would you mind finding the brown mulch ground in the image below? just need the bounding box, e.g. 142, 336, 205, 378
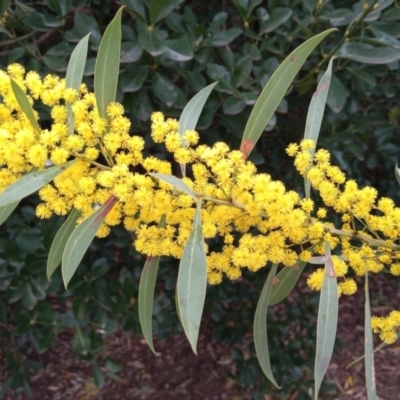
1, 275, 399, 400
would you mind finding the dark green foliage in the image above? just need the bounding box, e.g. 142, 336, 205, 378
1, 0, 400, 398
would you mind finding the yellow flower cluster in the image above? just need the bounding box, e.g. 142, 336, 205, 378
288, 142, 400, 294
0, 64, 399, 344
371, 310, 400, 344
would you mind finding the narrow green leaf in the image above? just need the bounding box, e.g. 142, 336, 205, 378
10, 78, 40, 133
365, 271, 378, 400
94, 7, 123, 119
66, 33, 90, 135
47, 208, 81, 280
93, 363, 105, 388
149, 172, 197, 200
314, 242, 338, 400
0, 200, 20, 226
138, 214, 166, 353
395, 164, 400, 187
336, 41, 400, 64
268, 258, 309, 306
240, 29, 336, 159
0, 160, 76, 207
304, 58, 334, 198
139, 255, 160, 353
177, 201, 207, 354
254, 264, 281, 388
62, 196, 117, 288
149, 0, 184, 26
179, 81, 218, 177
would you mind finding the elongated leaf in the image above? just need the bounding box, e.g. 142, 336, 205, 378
66, 33, 90, 135
177, 201, 207, 354
304, 58, 334, 198
62, 196, 117, 288
149, 172, 197, 199
179, 81, 218, 177
0, 200, 20, 226
94, 7, 123, 119
139, 255, 161, 353
240, 29, 335, 159
10, 78, 40, 133
364, 271, 378, 400
138, 215, 166, 353
314, 242, 338, 400
268, 259, 309, 306
47, 208, 81, 280
0, 160, 76, 207
336, 41, 400, 64
150, 0, 184, 26
395, 164, 400, 187
254, 264, 280, 388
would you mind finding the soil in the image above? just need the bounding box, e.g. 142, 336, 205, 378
1, 274, 399, 400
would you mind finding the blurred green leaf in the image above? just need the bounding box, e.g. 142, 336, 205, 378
65, 12, 101, 45
336, 41, 400, 64
254, 264, 280, 388
207, 28, 242, 47
47, 208, 80, 280
24, 11, 63, 31
21, 282, 37, 310
120, 41, 143, 63
42, 56, 68, 72
95, 7, 123, 119
73, 330, 91, 356
10, 78, 40, 133
314, 242, 338, 400
150, 0, 184, 26
240, 29, 335, 158
186, 71, 207, 91
152, 72, 178, 106
164, 38, 193, 61
0, 161, 76, 207
62, 196, 117, 288
120, 65, 148, 92
7, 47, 25, 64
46, 0, 72, 17
395, 164, 400, 187
177, 201, 207, 354
138, 29, 165, 56
327, 75, 347, 113
259, 8, 293, 34
233, 55, 253, 88
223, 96, 246, 114
93, 363, 105, 388
304, 58, 334, 197
121, 0, 146, 22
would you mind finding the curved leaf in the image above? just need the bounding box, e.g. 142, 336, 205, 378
10, 78, 40, 133
62, 196, 117, 288
66, 33, 90, 135
149, 172, 197, 199
254, 264, 280, 388
177, 201, 207, 354
304, 58, 334, 198
47, 208, 81, 280
268, 260, 307, 306
138, 215, 166, 353
139, 255, 161, 353
336, 41, 400, 64
94, 7, 123, 119
179, 81, 218, 177
314, 242, 338, 400
240, 29, 336, 159
364, 271, 378, 399
0, 201, 20, 226
394, 164, 400, 187
0, 160, 76, 207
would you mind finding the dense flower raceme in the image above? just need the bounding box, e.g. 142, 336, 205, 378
0, 64, 399, 343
